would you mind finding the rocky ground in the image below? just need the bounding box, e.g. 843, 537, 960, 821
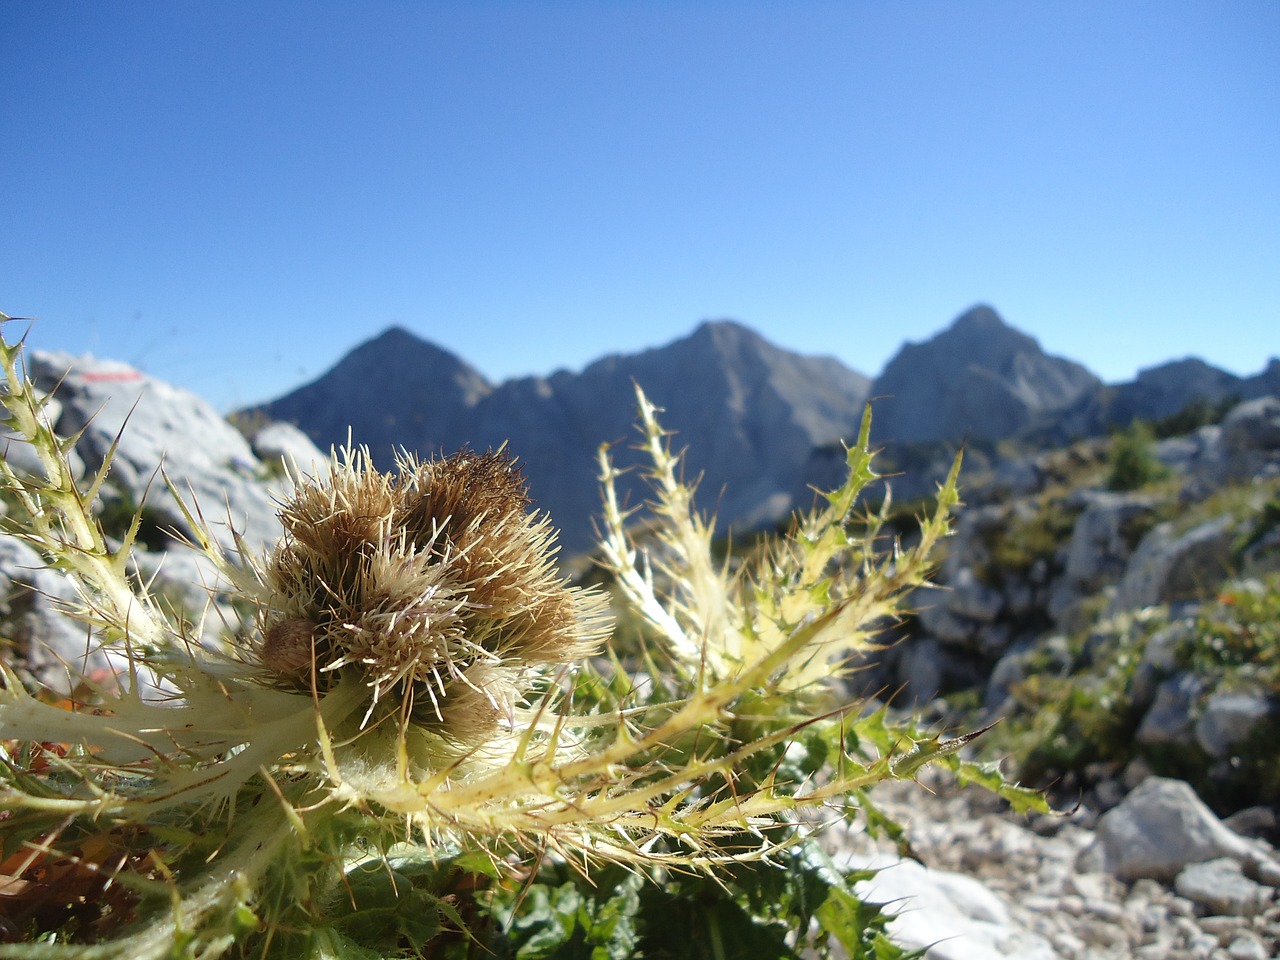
823, 770, 1279, 960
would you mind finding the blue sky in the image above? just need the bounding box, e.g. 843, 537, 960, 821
3, 1, 1277, 412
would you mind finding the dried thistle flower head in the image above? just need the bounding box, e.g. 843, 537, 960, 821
259, 446, 610, 742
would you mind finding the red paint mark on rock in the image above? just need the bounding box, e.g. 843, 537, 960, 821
80, 370, 144, 383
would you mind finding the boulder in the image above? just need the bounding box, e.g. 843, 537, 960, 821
915, 503, 1013, 650
1224, 806, 1280, 845
947, 567, 1005, 624
1096, 777, 1264, 882
0, 533, 107, 690
842, 853, 1059, 960
129, 547, 245, 648
1154, 433, 1207, 474
1135, 673, 1203, 749
1130, 619, 1196, 710
916, 594, 977, 646
1, 393, 86, 482
984, 454, 1044, 500
247, 421, 328, 487
1046, 579, 1086, 634
1195, 690, 1275, 759
897, 635, 945, 706
1179, 424, 1230, 499
1111, 516, 1236, 613
983, 650, 1026, 714
27, 350, 281, 555
1223, 395, 1280, 452
1173, 857, 1274, 916
1063, 490, 1160, 593
1221, 395, 1280, 481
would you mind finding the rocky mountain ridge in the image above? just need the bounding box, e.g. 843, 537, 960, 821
252, 305, 1278, 554
867, 304, 1102, 445
259, 318, 873, 554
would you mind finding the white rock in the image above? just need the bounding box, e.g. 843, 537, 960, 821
1, 393, 86, 480
249, 420, 327, 488
1064, 490, 1159, 591
1226, 933, 1269, 960
130, 547, 246, 647
1222, 395, 1280, 460
1111, 515, 1236, 613
28, 350, 281, 555
918, 602, 977, 645
1135, 674, 1204, 748
947, 567, 1005, 623
0, 533, 110, 689
1195, 690, 1274, 758
1174, 858, 1273, 916
1097, 777, 1258, 882
840, 853, 1060, 960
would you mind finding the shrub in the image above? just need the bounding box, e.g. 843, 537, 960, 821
1152, 394, 1238, 439
1106, 421, 1170, 492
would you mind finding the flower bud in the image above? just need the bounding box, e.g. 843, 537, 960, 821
259, 447, 610, 745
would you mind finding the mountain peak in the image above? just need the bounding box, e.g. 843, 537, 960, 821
363, 324, 420, 348
951, 304, 1007, 332
685, 318, 766, 351
258, 325, 493, 464
349, 325, 468, 365
870, 307, 1100, 444
692, 317, 754, 336
936, 304, 1041, 362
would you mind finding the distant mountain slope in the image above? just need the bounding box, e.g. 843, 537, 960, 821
1050, 356, 1280, 440
258, 319, 872, 554
260, 326, 493, 458
868, 305, 1102, 444
254, 308, 1278, 555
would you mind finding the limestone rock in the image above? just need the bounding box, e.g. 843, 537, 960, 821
129, 547, 244, 648
247, 420, 328, 487
1223, 807, 1279, 845
1135, 673, 1203, 749
1221, 394, 1280, 482
1225, 933, 1271, 960
983, 649, 1027, 714
987, 454, 1045, 499
1063, 490, 1160, 593
947, 567, 1005, 624
1, 392, 86, 481
0, 533, 106, 690
1131, 620, 1196, 710
27, 350, 281, 554
1111, 516, 1236, 613
898, 635, 945, 706
1173, 857, 1274, 916
1195, 690, 1275, 759
842, 852, 1060, 960
1223, 395, 1280, 453
1097, 777, 1260, 882
917, 601, 978, 646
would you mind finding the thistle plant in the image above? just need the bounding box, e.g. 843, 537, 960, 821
0, 317, 1044, 958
